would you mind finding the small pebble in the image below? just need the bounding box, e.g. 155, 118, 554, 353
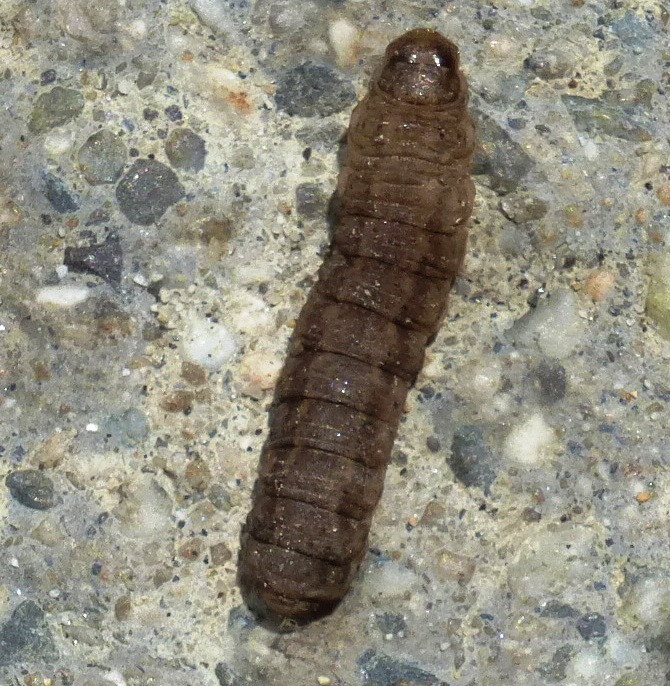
504, 413, 554, 465
115, 158, 185, 225
36, 285, 89, 307
64, 234, 123, 284
584, 269, 615, 301
328, 18, 359, 66
165, 128, 207, 171
78, 129, 127, 184
5, 469, 57, 510
29, 86, 85, 133
41, 171, 80, 213
274, 62, 356, 117
183, 317, 237, 372
576, 612, 607, 640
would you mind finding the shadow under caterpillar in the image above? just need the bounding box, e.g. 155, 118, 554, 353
238, 27, 476, 626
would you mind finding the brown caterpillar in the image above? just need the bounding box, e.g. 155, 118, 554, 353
238, 28, 475, 624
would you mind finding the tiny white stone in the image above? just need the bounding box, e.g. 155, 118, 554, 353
328, 19, 358, 66
127, 18, 147, 39
183, 317, 237, 372
504, 413, 555, 465
56, 264, 69, 279
36, 285, 90, 307
86, 423, 99, 432
117, 79, 133, 95
133, 273, 149, 287
44, 130, 75, 156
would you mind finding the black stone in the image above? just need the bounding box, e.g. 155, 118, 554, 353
5, 469, 57, 510
64, 233, 123, 284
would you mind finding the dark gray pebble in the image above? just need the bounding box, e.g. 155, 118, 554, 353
64, 233, 123, 284
426, 435, 441, 453
165, 128, 207, 172
539, 600, 579, 619
375, 612, 407, 636
78, 129, 127, 184
533, 359, 567, 404
275, 62, 356, 117
524, 50, 572, 80
41, 171, 80, 213
6, 469, 57, 510
358, 649, 448, 686
610, 11, 654, 50
576, 612, 607, 640
535, 645, 572, 681
115, 159, 185, 225
295, 182, 328, 218
562, 94, 652, 142
40, 69, 57, 86
0, 600, 58, 666
449, 425, 497, 495
214, 662, 245, 686
29, 86, 84, 134
472, 111, 534, 193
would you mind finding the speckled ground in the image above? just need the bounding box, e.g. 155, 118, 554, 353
1, 1, 670, 685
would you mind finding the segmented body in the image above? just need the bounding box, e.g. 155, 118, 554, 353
239, 28, 475, 623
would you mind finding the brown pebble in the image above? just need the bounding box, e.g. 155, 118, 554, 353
521, 507, 542, 523
179, 537, 203, 560
434, 549, 476, 585
584, 268, 615, 301
184, 459, 211, 492
114, 595, 132, 621
419, 500, 446, 526
161, 390, 194, 413
30, 358, 50, 381
181, 360, 207, 386
209, 542, 233, 566
153, 567, 172, 587
657, 183, 670, 206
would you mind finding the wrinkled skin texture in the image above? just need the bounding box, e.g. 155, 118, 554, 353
238, 28, 475, 626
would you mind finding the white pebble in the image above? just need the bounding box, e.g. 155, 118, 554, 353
622, 575, 670, 628
114, 475, 172, 540
504, 412, 554, 465
56, 264, 69, 279
183, 317, 237, 371
117, 78, 133, 95
568, 648, 604, 679
126, 18, 147, 39
360, 559, 416, 600
86, 423, 99, 432
188, 0, 229, 32
36, 285, 89, 307
507, 288, 584, 359
328, 19, 359, 66
44, 130, 75, 156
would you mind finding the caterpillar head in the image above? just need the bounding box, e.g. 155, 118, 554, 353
377, 28, 463, 106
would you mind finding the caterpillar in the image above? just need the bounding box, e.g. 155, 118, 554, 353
238, 28, 475, 625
